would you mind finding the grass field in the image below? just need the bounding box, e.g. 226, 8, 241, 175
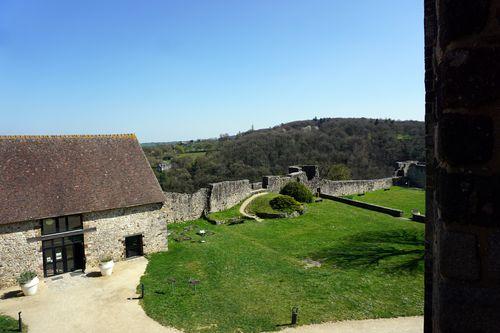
349, 186, 425, 218
206, 201, 245, 223
246, 192, 281, 215
141, 189, 425, 333
0, 314, 25, 332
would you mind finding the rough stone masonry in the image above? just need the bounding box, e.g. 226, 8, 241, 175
424, 0, 500, 331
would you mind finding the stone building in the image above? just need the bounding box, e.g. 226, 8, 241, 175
0, 134, 168, 288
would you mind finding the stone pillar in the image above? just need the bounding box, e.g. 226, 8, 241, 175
425, 0, 500, 332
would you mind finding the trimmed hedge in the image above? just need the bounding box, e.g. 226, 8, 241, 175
270, 195, 303, 213
280, 182, 314, 203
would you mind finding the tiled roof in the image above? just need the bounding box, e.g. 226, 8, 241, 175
0, 134, 165, 224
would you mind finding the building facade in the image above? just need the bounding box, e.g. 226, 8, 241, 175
0, 134, 168, 288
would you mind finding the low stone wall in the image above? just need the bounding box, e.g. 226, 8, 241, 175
208, 180, 252, 212
162, 188, 209, 223
319, 177, 395, 196
320, 194, 403, 217
0, 220, 43, 288
83, 203, 167, 267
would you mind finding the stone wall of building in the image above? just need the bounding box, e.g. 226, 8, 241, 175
319, 177, 395, 196
0, 220, 43, 288
208, 180, 252, 212
425, 0, 500, 331
83, 203, 167, 267
162, 188, 209, 223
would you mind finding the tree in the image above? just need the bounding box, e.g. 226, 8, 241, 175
326, 164, 352, 181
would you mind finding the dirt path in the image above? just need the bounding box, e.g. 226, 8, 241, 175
0, 257, 181, 333
274, 316, 423, 333
239, 191, 268, 221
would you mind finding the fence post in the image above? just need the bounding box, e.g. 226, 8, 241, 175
18, 311, 22, 332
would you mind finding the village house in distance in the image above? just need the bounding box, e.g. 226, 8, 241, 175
0, 134, 168, 288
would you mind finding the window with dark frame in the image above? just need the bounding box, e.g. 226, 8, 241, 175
41, 215, 83, 235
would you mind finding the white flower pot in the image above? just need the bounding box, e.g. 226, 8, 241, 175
99, 260, 115, 276
21, 276, 39, 296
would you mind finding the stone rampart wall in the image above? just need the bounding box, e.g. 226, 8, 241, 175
162, 188, 209, 223
263, 172, 310, 193
319, 177, 395, 196
162, 165, 398, 224
208, 180, 252, 212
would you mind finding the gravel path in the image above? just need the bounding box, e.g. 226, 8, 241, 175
274, 316, 423, 333
239, 191, 268, 221
0, 257, 180, 333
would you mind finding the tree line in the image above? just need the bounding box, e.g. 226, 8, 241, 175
143, 118, 424, 193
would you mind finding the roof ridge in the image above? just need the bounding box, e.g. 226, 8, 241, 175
0, 134, 137, 140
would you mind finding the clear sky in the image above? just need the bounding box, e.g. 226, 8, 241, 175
0, 1, 424, 142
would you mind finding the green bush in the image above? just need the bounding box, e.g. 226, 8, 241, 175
280, 182, 314, 203
269, 195, 302, 213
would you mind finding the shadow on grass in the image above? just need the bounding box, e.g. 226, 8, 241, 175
310, 229, 424, 273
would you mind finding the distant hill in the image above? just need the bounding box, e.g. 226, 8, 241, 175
143, 117, 424, 193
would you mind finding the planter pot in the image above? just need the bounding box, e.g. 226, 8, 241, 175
21, 276, 39, 296
99, 260, 115, 276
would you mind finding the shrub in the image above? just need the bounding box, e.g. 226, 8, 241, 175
270, 195, 302, 213
100, 256, 113, 263
280, 182, 314, 203
17, 271, 37, 285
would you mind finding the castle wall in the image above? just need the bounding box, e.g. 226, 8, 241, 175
162, 188, 209, 223
208, 180, 252, 212
319, 178, 395, 196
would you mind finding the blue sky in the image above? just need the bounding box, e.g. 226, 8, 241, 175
0, 1, 424, 142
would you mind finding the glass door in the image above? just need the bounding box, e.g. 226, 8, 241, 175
42, 235, 84, 277
54, 246, 65, 275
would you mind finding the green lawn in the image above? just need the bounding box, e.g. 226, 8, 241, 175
0, 314, 25, 332
350, 186, 425, 218
141, 196, 424, 333
206, 201, 245, 223
246, 193, 281, 215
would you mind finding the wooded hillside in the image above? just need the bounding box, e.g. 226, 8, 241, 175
143, 118, 424, 193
